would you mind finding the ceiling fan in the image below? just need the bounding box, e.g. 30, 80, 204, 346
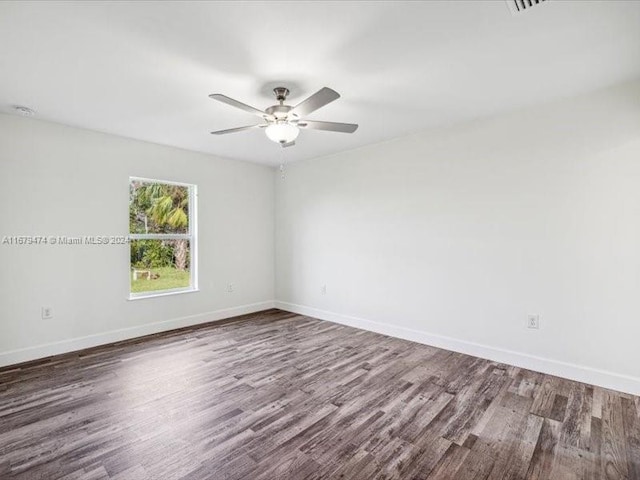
209, 87, 358, 148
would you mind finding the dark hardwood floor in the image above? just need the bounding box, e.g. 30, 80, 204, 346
0, 309, 638, 479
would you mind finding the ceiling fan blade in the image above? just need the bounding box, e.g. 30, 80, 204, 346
281, 141, 296, 148
209, 94, 271, 119
210, 124, 266, 135
297, 120, 358, 134
290, 87, 340, 117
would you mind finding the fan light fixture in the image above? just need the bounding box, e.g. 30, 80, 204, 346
265, 122, 299, 144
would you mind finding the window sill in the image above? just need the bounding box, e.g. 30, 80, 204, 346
128, 288, 200, 301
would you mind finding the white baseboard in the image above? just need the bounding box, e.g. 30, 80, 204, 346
0, 300, 276, 368
275, 301, 640, 397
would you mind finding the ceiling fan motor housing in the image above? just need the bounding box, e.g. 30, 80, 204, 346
265, 104, 297, 121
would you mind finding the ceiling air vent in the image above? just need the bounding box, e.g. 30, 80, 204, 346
506, 0, 548, 15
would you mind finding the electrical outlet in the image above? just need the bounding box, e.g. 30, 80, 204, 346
321, 284, 327, 295
527, 315, 540, 329
42, 306, 53, 320
226, 283, 234, 293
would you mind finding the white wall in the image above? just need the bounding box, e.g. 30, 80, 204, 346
275, 81, 640, 395
0, 114, 275, 365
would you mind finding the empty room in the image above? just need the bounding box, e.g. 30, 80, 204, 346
1, 1, 639, 479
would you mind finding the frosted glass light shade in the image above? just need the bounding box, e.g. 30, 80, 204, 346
265, 123, 299, 144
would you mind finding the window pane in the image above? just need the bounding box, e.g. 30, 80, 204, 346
130, 239, 191, 294
129, 180, 189, 234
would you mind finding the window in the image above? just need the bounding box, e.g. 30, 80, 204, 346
129, 177, 197, 298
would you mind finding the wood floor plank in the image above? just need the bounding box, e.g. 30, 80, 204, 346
600, 391, 631, 479
427, 443, 471, 480
0, 309, 638, 479
529, 376, 558, 418
525, 418, 562, 480
621, 397, 640, 480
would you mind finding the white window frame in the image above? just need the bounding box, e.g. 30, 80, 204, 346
128, 177, 198, 300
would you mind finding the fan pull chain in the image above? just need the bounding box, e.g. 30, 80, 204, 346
279, 147, 285, 179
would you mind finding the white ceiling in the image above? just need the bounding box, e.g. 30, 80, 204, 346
1, 1, 639, 166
